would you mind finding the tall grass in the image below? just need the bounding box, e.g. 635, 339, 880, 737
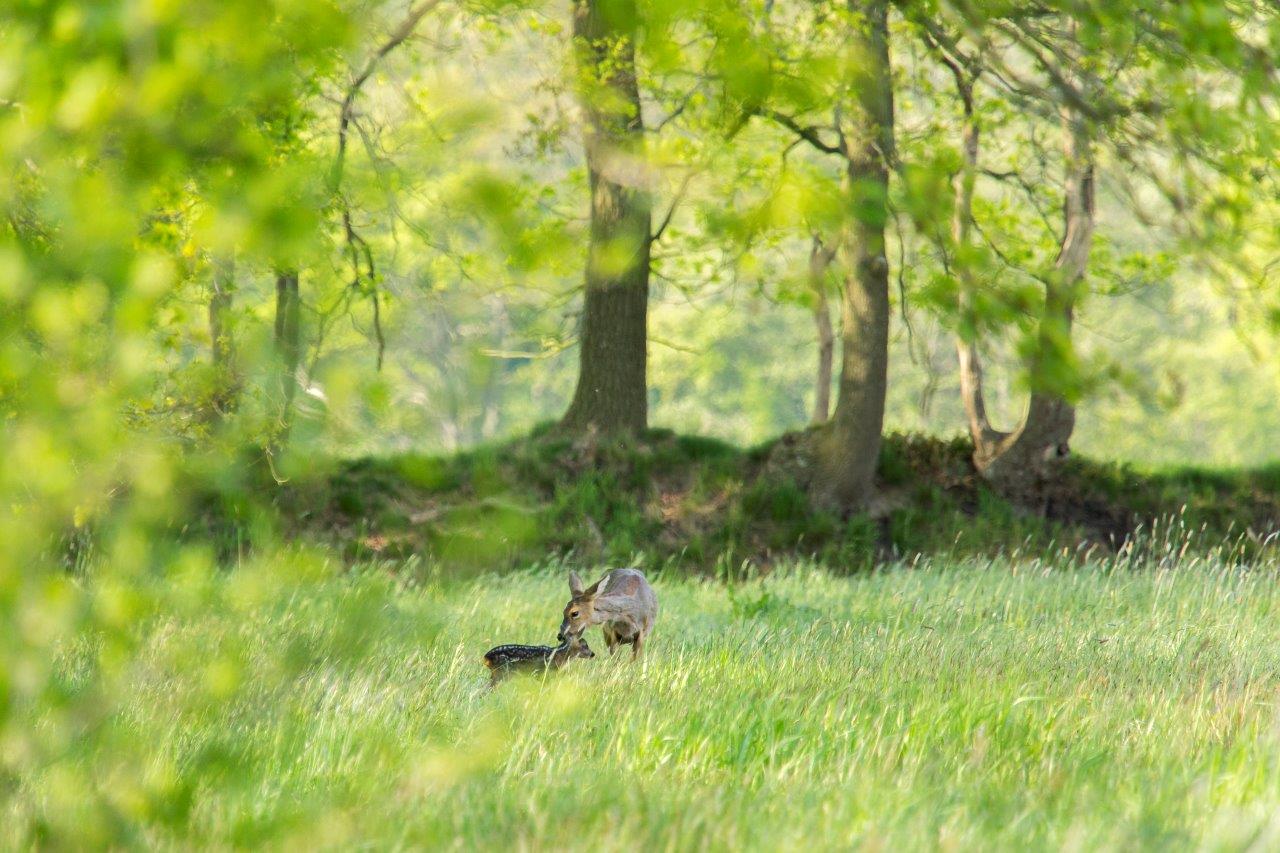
12, 551, 1280, 849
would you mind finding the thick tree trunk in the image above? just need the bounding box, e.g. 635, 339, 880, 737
207, 255, 237, 421
958, 96, 1095, 492
560, 0, 652, 436
273, 269, 302, 433
813, 0, 894, 509
810, 236, 837, 424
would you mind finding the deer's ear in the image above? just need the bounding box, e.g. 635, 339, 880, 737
582, 579, 602, 599
568, 571, 585, 596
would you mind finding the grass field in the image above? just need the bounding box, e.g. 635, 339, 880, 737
14, 552, 1280, 849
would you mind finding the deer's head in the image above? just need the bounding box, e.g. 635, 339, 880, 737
558, 571, 600, 641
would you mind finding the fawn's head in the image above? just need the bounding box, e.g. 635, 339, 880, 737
558, 571, 600, 641
558, 632, 595, 663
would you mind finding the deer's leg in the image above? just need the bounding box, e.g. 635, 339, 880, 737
631, 631, 645, 661
603, 625, 619, 656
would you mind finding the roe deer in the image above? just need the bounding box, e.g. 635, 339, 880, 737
558, 568, 657, 660
482, 634, 594, 686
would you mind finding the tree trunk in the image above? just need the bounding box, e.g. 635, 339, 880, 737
949, 75, 1007, 461
207, 255, 237, 422
957, 92, 1095, 492
273, 269, 302, 434
813, 0, 894, 510
810, 236, 837, 424
560, 0, 652, 436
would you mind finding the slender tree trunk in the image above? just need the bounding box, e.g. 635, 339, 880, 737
810, 236, 837, 424
949, 74, 1007, 464
560, 0, 652, 436
813, 0, 894, 509
955, 87, 1095, 491
207, 255, 237, 422
273, 269, 302, 435
918, 340, 942, 420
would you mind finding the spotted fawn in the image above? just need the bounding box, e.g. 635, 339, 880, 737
482, 634, 594, 685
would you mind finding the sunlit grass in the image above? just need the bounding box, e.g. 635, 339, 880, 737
14, 555, 1280, 849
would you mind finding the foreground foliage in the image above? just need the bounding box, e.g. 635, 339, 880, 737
13, 556, 1280, 848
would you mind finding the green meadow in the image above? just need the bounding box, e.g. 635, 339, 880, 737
17, 553, 1280, 850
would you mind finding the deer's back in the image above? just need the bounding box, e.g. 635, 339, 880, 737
600, 568, 658, 629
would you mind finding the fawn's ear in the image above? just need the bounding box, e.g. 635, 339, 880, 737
568, 570, 585, 596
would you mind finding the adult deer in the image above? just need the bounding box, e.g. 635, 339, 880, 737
557, 568, 657, 661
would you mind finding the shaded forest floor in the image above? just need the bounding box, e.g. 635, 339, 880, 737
245, 427, 1280, 575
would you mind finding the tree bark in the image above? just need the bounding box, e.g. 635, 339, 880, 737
813, 0, 894, 510
207, 255, 237, 421
560, 0, 652, 436
810, 236, 837, 424
273, 269, 302, 432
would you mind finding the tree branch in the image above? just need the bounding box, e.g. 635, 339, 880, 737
342, 206, 387, 370
331, 0, 445, 191
756, 109, 844, 156
651, 169, 697, 242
